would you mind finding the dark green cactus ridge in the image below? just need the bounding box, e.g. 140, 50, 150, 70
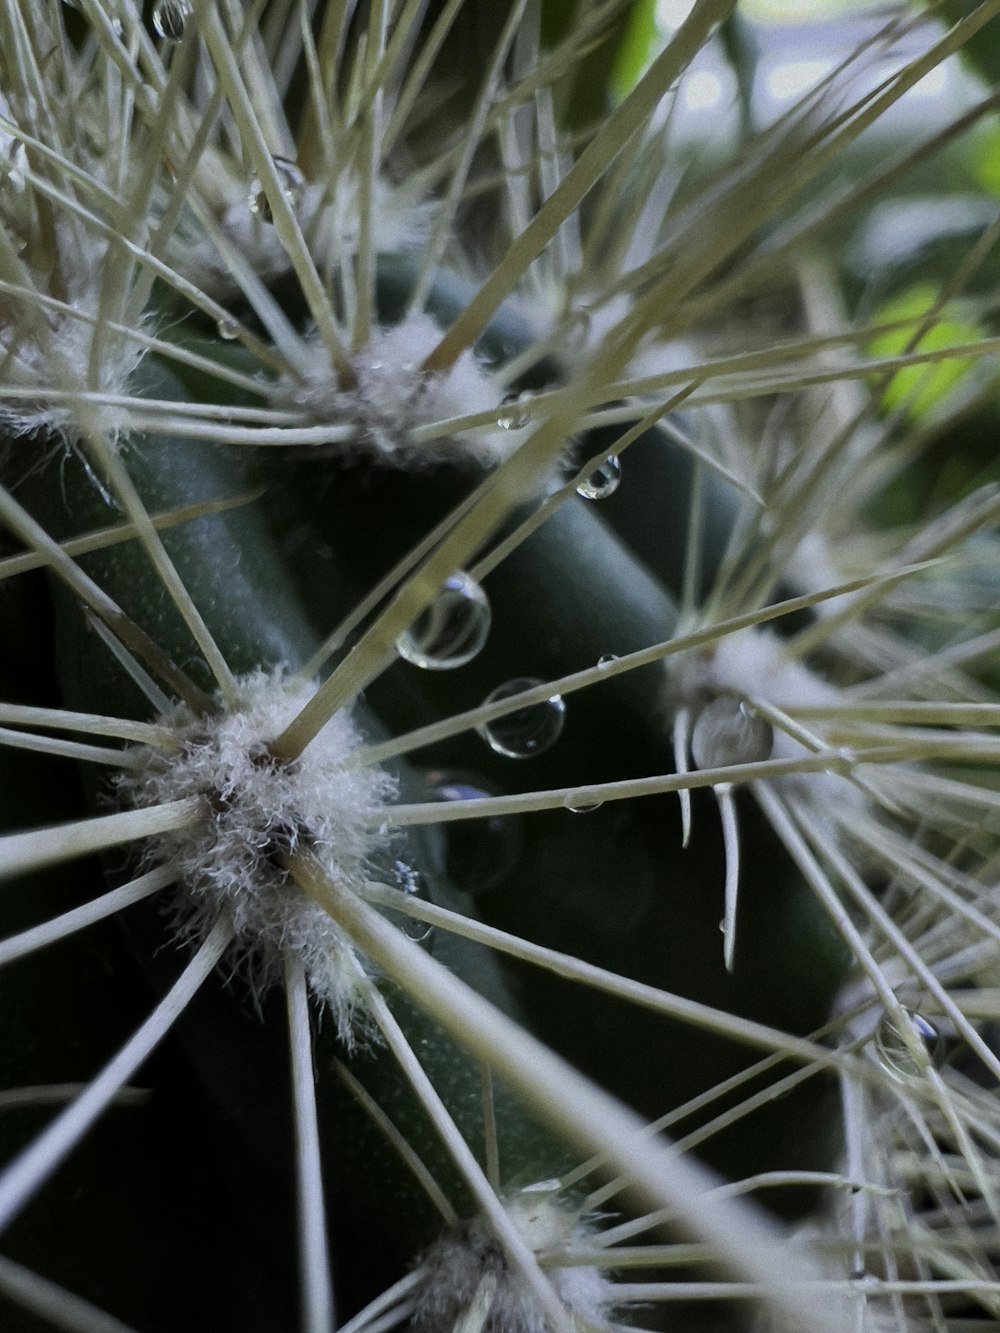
2, 4, 1000, 1332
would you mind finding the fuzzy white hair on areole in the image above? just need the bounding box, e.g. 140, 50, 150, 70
269, 312, 521, 467
413, 1184, 615, 1333
175, 172, 435, 300
0, 204, 146, 442
119, 669, 397, 1042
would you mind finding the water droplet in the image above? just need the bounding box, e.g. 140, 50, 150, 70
597, 653, 618, 670
396, 572, 491, 670
152, 0, 192, 41
391, 861, 432, 941
873, 1008, 943, 1082
478, 678, 565, 759
248, 156, 306, 223
565, 309, 591, 349
432, 773, 521, 895
566, 799, 603, 814
577, 454, 621, 501
497, 392, 531, 431
216, 316, 240, 341
690, 697, 774, 770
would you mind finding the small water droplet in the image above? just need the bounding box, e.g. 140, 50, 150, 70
391, 861, 432, 941
497, 391, 531, 431
248, 156, 306, 223
577, 454, 621, 501
565, 309, 591, 349
152, 0, 192, 41
566, 799, 603, 814
216, 316, 240, 341
691, 697, 774, 770
396, 572, 491, 670
597, 653, 618, 670
431, 773, 521, 895
873, 1008, 943, 1082
478, 678, 565, 759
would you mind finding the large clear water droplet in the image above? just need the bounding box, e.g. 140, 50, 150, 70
497, 392, 531, 431
597, 653, 618, 670
216, 316, 240, 341
566, 799, 603, 814
396, 572, 491, 670
431, 773, 522, 895
577, 454, 621, 501
248, 156, 306, 223
478, 678, 565, 759
152, 0, 192, 41
873, 1008, 943, 1082
691, 696, 774, 770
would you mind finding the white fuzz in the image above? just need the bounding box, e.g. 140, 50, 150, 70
413, 1184, 615, 1333
175, 174, 434, 301
0, 284, 146, 444
119, 669, 397, 1041
270, 312, 521, 467
0, 99, 146, 443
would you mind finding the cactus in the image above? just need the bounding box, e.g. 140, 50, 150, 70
2, 2, 1000, 1330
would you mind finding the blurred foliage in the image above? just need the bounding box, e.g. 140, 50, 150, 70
867, 283, 985, 419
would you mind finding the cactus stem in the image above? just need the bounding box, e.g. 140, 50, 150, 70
350, 957, 579, 1333
0, 489, 265, 584
78, 431, 240, 705
357, 879, 851, 1075
350, 557, 941, 770
294, 849, 853, 1333
0, 483, 212, 713
333, 1059, 460, 1228
0, 915, 233, 1238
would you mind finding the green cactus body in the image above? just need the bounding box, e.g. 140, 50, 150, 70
2, 4, 1000, 1332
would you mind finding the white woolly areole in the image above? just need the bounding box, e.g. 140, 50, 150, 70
119, 669, 396, 1041
413, 1186, 615, 1333
0, 78, 147, 444
174, 174, 434, 300
270, 312, 521, 467
0, 192, 146, 442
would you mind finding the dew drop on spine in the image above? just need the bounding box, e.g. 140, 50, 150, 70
577, 454, 621, 501
152, 0, 192, 41
690, 696, 773, 770
396, 572, 491, 670
477, 678, 565, 759
872, 1008, 944, 1082
248, 157, 306, 223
